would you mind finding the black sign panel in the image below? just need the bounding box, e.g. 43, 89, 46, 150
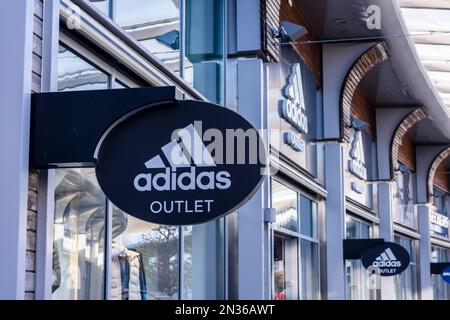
95, 100, 266, 225
361, 242, 410, 276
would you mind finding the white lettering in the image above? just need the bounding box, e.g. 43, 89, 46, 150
149, 200, 215, 214
134, 168, 232, 192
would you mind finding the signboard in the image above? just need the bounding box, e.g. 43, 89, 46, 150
430, 211, 449, 237
442, 266, 450, 284
349, 130, 368, 181
361, 242, 410, 276
95, 100, 266, 225
280, 63, 308, 153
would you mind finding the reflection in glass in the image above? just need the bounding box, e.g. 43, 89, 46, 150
431, 246, 450, 300
273, 181, 298, 232
183, 219, 225, 299
273, 235, 298, 300
87, 0, 110, 15
300, 195, 317, 237
394, 235, 417, 300
300, 240, 319, 300
52, 168, 106, 300
111, 209, 179, 300
115, 0, 180, 74
392, 165, 417, 229
185, 0, 224, 104
57, 45, 109, 92
345, 215, 376, 300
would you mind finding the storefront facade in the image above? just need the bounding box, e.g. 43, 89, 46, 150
1, 0, 450, 300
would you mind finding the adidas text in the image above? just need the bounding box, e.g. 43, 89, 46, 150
134, 167, 232, 192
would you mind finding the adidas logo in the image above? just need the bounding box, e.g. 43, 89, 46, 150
372, 248, 401, 268
134, 123, 232, 192
281, 63, 308, 134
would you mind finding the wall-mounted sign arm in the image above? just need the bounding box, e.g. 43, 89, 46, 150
30, 87, 180, 168
343, 239, 384, 260
430, 262, 450, 275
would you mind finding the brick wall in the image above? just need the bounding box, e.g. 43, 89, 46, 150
26, 0, 43, 300
398, 135, 416, 172
434, 162, 450, 193
350, 86, 375, 137
391, 108, 426, 180
340, 42, 390, 142
428, 147, 450, 202
280, 0, 321, 84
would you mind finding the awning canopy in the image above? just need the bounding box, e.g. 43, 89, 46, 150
400, 0, 450, 109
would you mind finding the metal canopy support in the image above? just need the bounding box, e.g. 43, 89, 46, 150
322, 43, 375, 140
375, 107, 417, 181
343, 239, 385, 260
30, 87, 180, 168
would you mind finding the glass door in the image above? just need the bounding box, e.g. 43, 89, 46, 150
273, 234, 299, 300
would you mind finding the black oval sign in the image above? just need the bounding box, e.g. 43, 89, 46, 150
361, 242, 410, 276
95, 100, 266, 225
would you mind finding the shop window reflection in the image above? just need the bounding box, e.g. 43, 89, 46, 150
114, 0, 181, 74
273, 235, 299, 300
52, 168, 106, 300
57, 45, 109, 92
392, 163, 417, 229
345, 215, 377, 300
394, 235, 418, 300
431, 246, 450, 300
111, 208, 179, 300
87, 0, 110, 15
273, 181, 298, 233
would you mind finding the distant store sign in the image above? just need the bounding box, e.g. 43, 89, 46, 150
361, 242, 410, 276
349, 129, 368, 181
430, 211, 449, 237
442, 266, 450, 284
280, 63, 308, 152
95, 100, 266, 225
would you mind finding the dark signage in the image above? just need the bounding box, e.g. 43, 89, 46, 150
95, 100, 266, 225
361, 242, 410, 276
442, 266, 450, 284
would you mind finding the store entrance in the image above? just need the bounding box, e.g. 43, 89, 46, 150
273, 234, 299, 300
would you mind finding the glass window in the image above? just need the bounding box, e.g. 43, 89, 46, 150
394, 235, 418, 300
52, 168, 106, 300
272, 181, 298, 233
431, 246, 450, 300
57, 45, 109, 92
392, 164, 417, 229
53, 42, 225, 300
300, 195, 317, 238
87, 0, 110, 15
184, 0, 225, 104
182, 219, 225, 300
345, 215, 377, 300
114, 0, 181, 74
300, 239, 319, 300
273, 234, 299, 300
111, 208, 179, 300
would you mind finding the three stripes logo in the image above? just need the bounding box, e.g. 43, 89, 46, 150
133, 123, 232, 192
372, 248, 401, 269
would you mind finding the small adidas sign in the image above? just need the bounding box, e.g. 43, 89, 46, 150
133, 123, 232, 192
372, 248, 401, 268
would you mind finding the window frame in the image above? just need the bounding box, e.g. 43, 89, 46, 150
270, 177, 321, 300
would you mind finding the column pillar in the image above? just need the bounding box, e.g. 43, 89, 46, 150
0, 0, 34, 299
